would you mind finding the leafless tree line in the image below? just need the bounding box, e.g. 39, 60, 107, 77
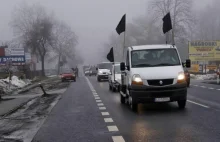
105, 0, 220, 61
9, 2, 78, 76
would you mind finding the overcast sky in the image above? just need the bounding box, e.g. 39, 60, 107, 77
0, 0, 211, 64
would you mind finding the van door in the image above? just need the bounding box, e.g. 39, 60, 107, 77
125, 50, 130, 89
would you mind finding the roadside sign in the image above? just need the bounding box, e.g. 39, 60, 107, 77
189, 64, 199, 72
207, 65, 217, 70
6, 59, 12, 69
10, 48, 24, 56
0, 56, 25, 66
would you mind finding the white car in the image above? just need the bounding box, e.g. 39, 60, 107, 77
97, 62, 113, 82
119, 44, 191, 111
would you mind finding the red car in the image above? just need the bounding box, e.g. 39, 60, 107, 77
60, 69, 76, 82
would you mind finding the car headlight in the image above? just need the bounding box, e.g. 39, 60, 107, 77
132, 74, 143, 85
98, 70, 103, 74
177, 72, 185, 83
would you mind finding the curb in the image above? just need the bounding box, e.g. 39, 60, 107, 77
0, 97, 37, 119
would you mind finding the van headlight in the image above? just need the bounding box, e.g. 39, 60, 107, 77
177, 72, 185, 83
98, 70, 103, 74
132, 74, 143, 85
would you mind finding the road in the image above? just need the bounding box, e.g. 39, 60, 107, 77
33, 77, 220, 142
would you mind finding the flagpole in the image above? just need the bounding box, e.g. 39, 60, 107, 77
123, 31, 126, 59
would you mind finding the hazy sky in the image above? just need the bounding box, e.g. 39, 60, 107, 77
0, 0, 211, 64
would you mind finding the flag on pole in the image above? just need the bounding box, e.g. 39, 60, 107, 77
162, 12, 172, 34
116, 14, 126, 35
106, 47, 114, 62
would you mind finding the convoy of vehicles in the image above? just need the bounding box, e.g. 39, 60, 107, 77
96, 62, 113, 82
60, 68, 76, 82
118, 44, 191, 111
108, 63, 121, 92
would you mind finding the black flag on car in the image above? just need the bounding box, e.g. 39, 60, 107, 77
162, 12, 172, 34
106, 47, 114, 62
116, 14, 126, 35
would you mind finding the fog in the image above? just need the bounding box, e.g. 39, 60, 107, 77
0, 0, 213, 65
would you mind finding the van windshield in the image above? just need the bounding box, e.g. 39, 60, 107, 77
131, 48, 181, 68
98, 63, 112, 69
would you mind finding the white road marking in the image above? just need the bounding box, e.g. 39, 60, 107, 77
101, 112, 109, 116
93, 92, 98, 95
104, 118, 114, 123
95, 97, 100, 100
112, 136, 125, 142
193, 85, 198, 86
217, 89, 220, 91
96, 100, 102, 102
97, 103, 104, 106
200, 86, 206, 88
187, 100, 209, 108
99, 107, 106, 110
208, 88, 214, 90
94, 95, 99, 97
107, 126, 119, 131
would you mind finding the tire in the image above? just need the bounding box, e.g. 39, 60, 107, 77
112, 86, 116, 92
187, 80, 190, 87
129, 96, 138, 112
178, 100, 186, 109
120, 94, 125, 104
74, 79, 76, 82
109, 84, 112, 91
97, 77, 101, 82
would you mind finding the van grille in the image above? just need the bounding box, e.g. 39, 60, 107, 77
147, 79, 173, 86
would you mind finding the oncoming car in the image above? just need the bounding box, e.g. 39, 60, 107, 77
60, 68, 76, 82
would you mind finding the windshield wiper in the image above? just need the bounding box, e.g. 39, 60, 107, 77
133, 63, 153, 67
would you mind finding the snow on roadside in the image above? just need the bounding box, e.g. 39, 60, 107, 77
191, 74, 217, 80
0, 76, 31, 94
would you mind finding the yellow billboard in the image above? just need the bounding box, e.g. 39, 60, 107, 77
189, 41, 220, 61
189, 64, 199, 72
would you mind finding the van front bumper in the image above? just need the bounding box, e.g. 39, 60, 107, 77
129, 83, 187, 103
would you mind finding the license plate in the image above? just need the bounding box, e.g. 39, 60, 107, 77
155, 97, 170, 102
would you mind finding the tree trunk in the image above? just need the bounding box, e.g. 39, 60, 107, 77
57, 53, 61, 75
41, 55, 45, 77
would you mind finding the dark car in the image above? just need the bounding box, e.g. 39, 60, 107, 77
60, 68, 76, 82
184, 68, 190, 87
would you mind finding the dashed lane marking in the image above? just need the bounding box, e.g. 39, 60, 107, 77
95, 97, 100, 99
96, 100, 102, 102
101, 112, 109, 116
107, 126, 119, 132
97, 103, 104, 106
217, 89, 220, 91
112, 136, 125, 142
208, 88, 214, 90
104, 118, 114, 123
99, 107, 106, 110
187, 100, 210, 108
200, 86, 206, 88
94, 95, 99, 97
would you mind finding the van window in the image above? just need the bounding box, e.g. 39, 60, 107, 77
126, 50, 129, 66
131, 48, 181, 68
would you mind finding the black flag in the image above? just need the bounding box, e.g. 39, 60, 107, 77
116, 14, 126, 35
162, 12, 172, 34
107, 47, 114, 62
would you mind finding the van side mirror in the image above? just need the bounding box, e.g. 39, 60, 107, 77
127, 65, 130, 71
120, 62, 126, 71
185, 59, 191, 68
96, 67, 98, 70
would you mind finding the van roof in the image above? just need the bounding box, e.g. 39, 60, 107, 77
131, 44, 176, 50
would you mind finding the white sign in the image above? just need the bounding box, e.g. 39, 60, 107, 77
9, 48, 24, 56
25, 53, 31, 63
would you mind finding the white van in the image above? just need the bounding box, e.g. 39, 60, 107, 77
96, 62, 113, 82
119, 44, 191, 111
108, 63, 121, 92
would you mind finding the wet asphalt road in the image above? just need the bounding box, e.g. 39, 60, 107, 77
33, 77, 220, 142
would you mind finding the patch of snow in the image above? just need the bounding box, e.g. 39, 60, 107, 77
191, 74, 217, 80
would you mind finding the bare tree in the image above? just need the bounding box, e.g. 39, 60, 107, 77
10, 3, 54, 76
51, 21, 78, 74
150, 0, 195, 43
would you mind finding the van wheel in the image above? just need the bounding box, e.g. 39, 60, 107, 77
120, 94, 125, 104
109, 84, 112, 91
129, 97, 138, 112
112, 87, 116, 92
178, 100, 186, 109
